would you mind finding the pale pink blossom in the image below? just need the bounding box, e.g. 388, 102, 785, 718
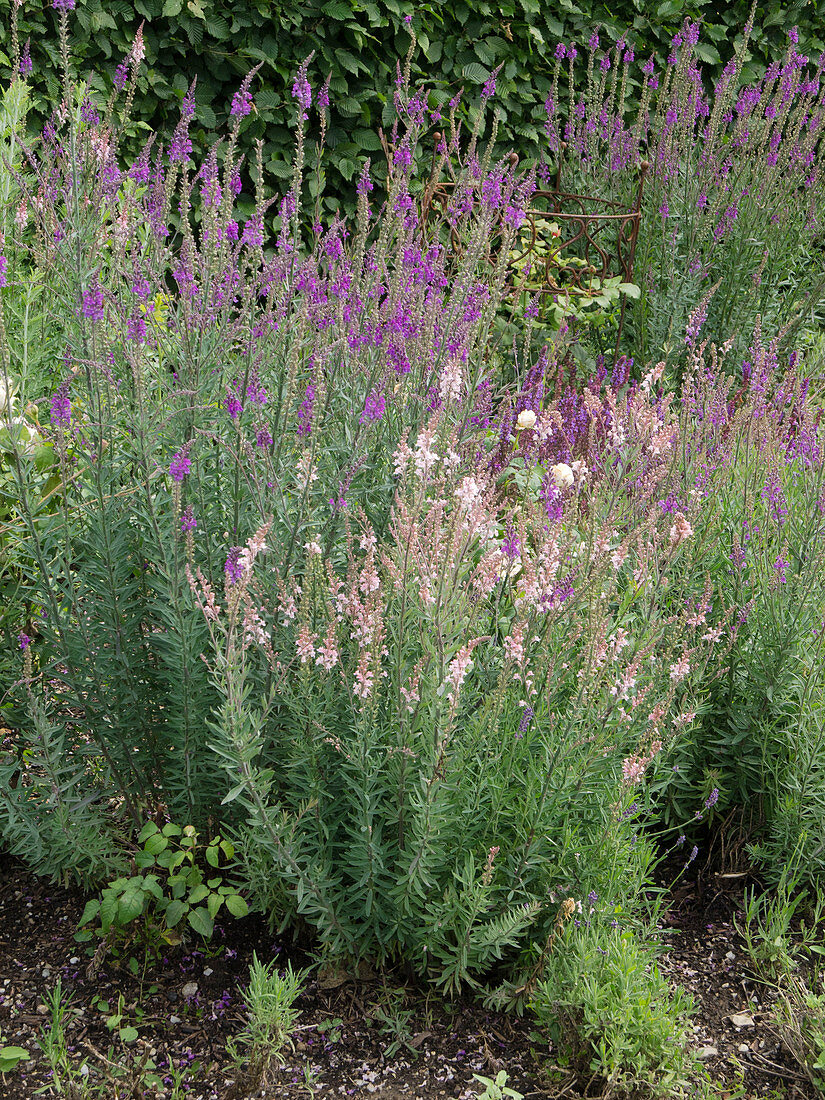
443, 645, 474, 705
669, 512, 693, 548
504, 621, 526, 667
393, 440, 412, 477
611, 545, 628, 570
621, 755, 647, 785
669, 654, 690, 681
353, 654, 374, 699
439, 357, 464, 403
455, 476, 483, 510
315, 624, 339, 671
296, 625, 316, 664
400, 673, 420, 713
414, 430, 439, 480
243, 607, 269, 647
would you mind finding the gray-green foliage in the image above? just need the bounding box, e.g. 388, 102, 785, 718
228, 955, 308, 1087
531, 924, 701, 1099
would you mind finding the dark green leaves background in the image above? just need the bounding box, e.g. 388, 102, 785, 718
0, 0, 821, 214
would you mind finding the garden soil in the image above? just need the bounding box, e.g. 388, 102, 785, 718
0, 853, 815, 1099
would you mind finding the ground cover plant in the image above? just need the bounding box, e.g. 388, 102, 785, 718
0, 4, 824, 1097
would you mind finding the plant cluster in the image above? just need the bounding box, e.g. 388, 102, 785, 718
75, 821, 248, 956
0, 9, 823, 1097
739, 859, 825, 1092
531, 921, 700, 1098
227, 954, 308, 1088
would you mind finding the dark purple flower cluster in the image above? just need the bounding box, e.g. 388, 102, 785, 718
225, 388, 243, 420
297, 384, 316, 437
224, 548, 244, 585
360, 390, 385, 423
50, 380, 71, 428
19, 40, 32, 77
169, 448, 192, 482
82, 284, 104, 322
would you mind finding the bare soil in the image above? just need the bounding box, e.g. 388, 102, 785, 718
0, 853, 817, 1099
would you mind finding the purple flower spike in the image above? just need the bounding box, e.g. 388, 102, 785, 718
224, 548, 244, 585
169, 449, 191, 482
292, 57, 312, 117
82, 284, 105, 322
19, 40, 32, 77
180, 506, 197, 533
18, 633, 32, 651
51, 381, 72, 428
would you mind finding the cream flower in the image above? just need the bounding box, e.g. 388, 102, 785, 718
516, 409, 537, 430
551, 462, 575, 489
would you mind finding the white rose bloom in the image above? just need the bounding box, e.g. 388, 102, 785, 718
551, 462, 575, 489
516, 409, 537, 430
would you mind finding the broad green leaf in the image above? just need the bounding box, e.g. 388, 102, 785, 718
164, 899, 187, 927
117, 885, 147, 925
188, 884, 210, 905
225, 894, 249, 918
78, 899, 100, 927
187, 906, 214, 938
137, 822, 159, 843
462, 62, 490, 83
143, 833, 169, 856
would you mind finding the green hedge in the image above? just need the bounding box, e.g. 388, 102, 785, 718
0, 0, 821, 212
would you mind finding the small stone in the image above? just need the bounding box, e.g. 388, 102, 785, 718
203, 967, 213, 977
36, 1003, 48, 1015
169, 1015, 181, 1025
69, 957, 79, 965
739, 1044, 750, 1053
730, 1012, 755, 1028
698, 1045, 718, 1061
181, 982, 198, 999
725, 950, 736, 961
41, 968, 50, 978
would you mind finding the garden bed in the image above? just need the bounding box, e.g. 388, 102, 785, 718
0, 854, 814, 1099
